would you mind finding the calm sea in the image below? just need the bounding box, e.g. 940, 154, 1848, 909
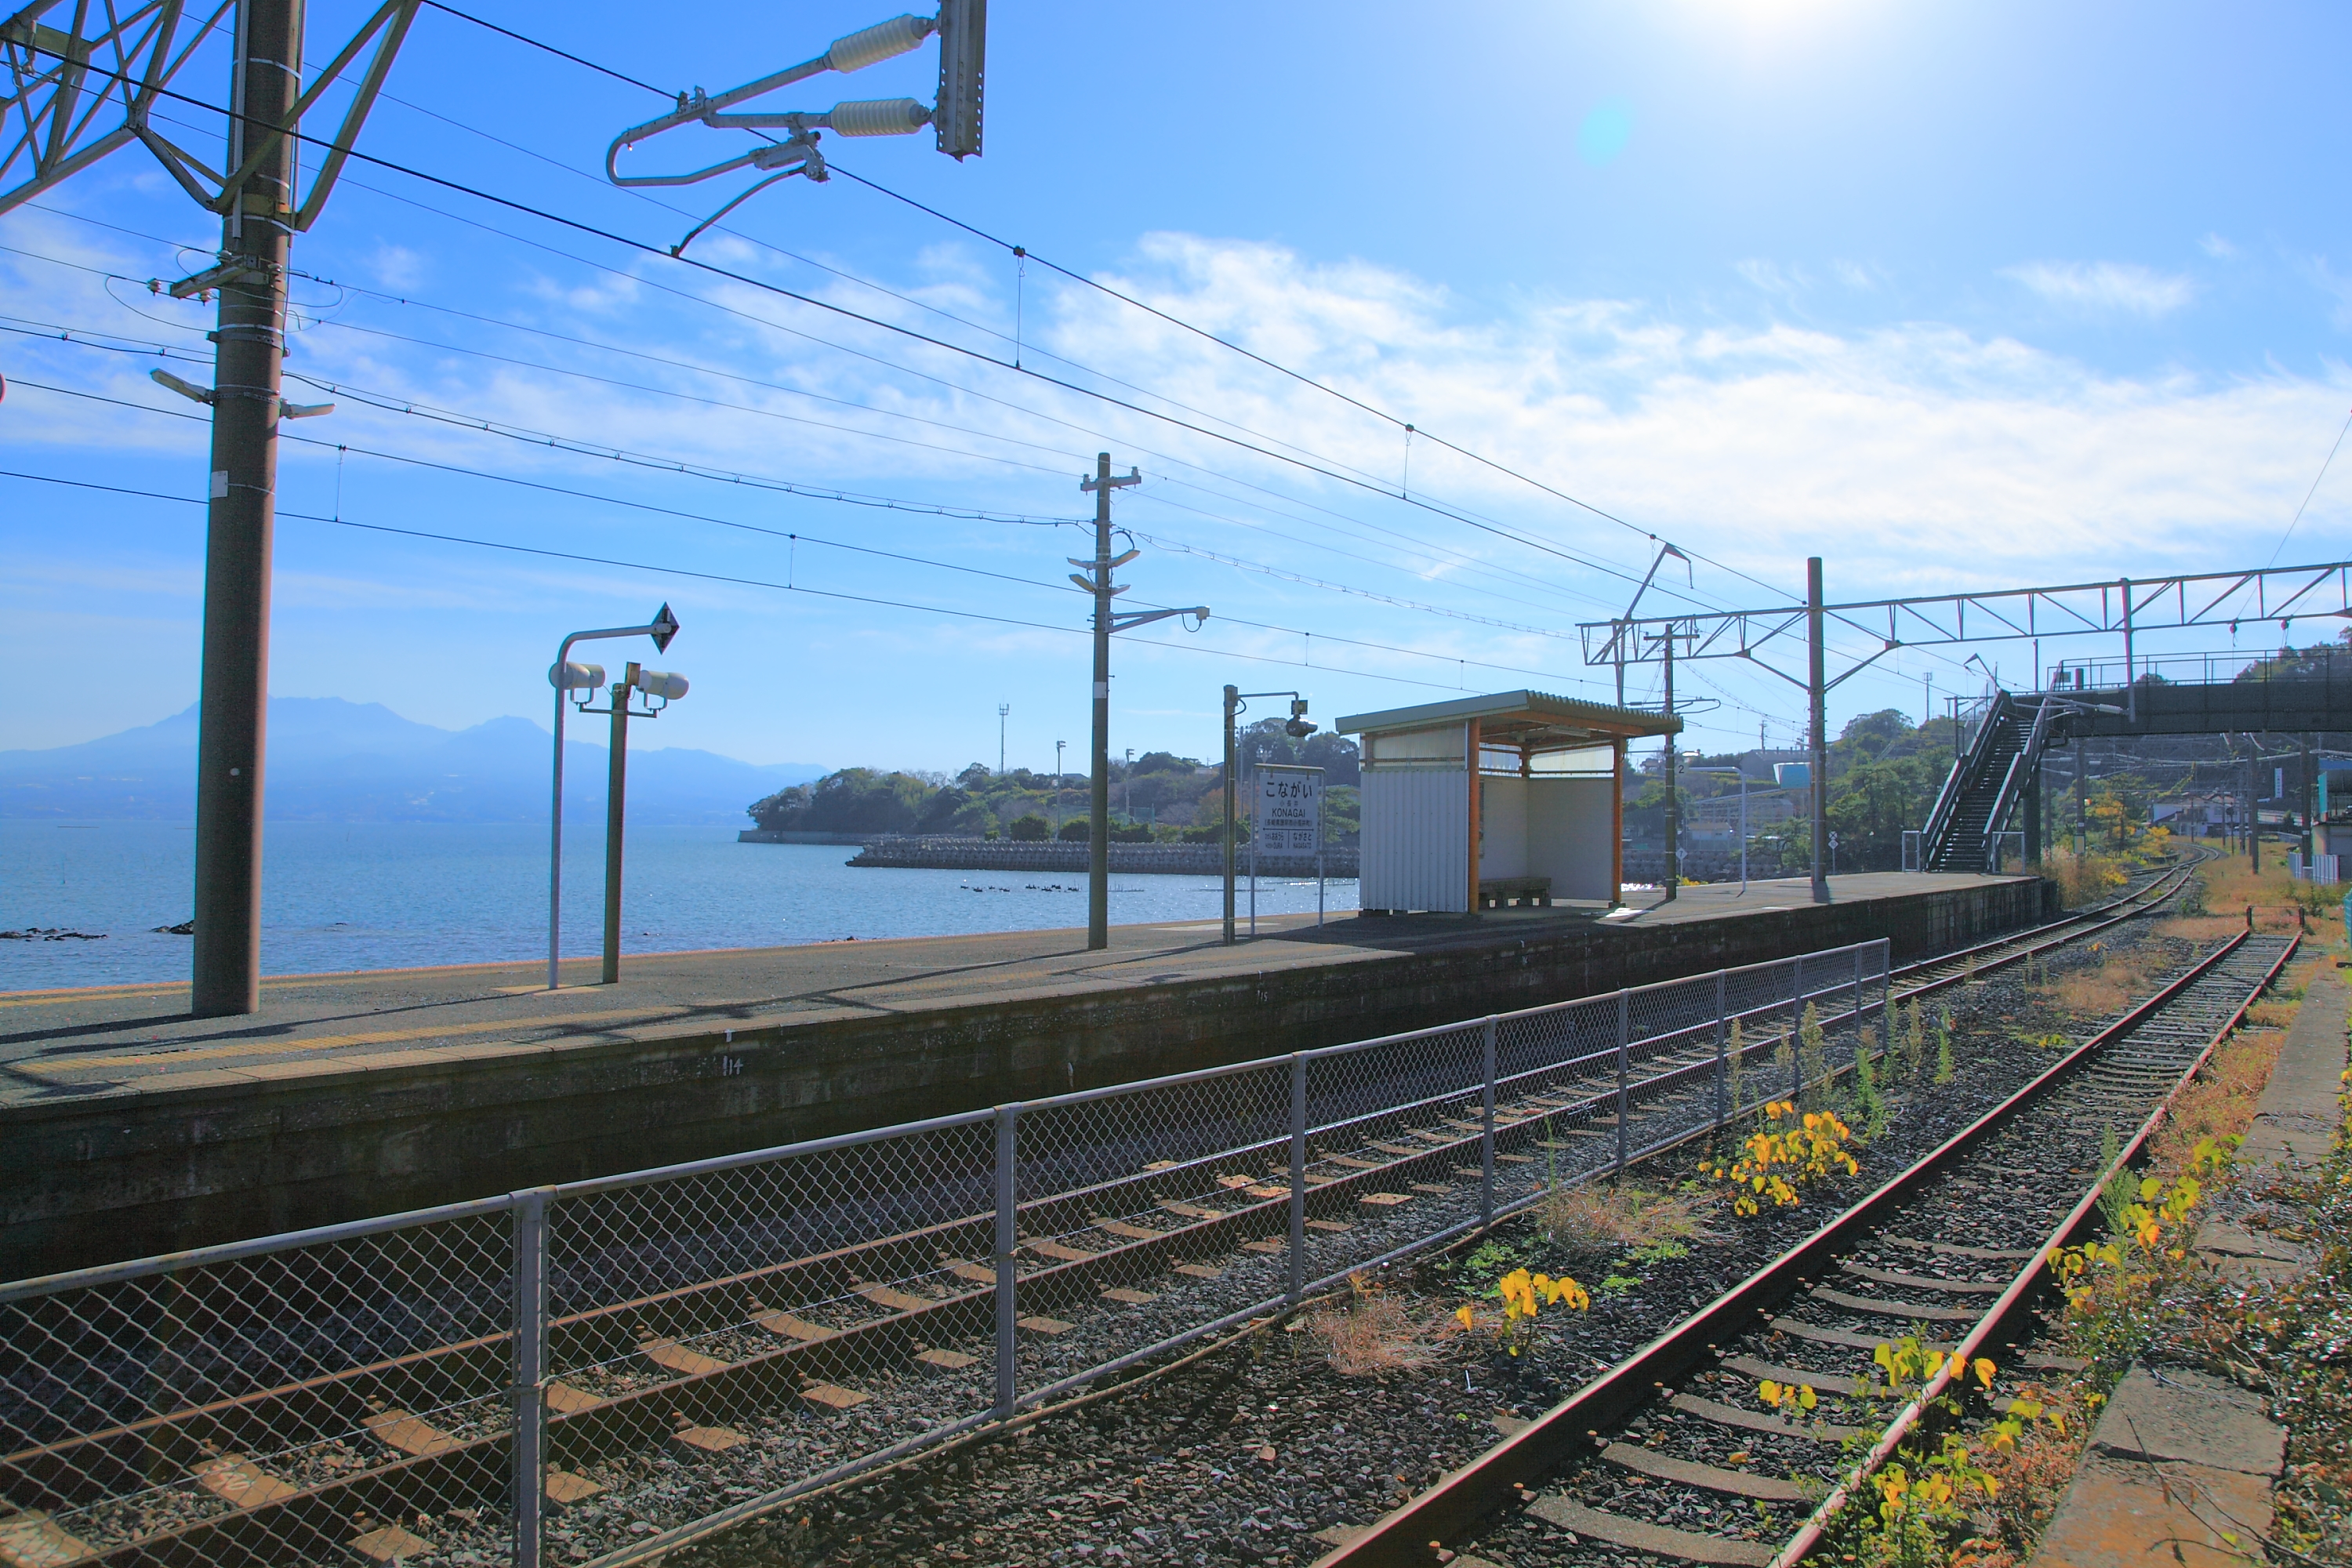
0, 821, 1361, 990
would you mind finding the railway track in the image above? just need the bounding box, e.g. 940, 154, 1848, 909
1316, 923, 2294, 1568
0, 861, 2212, 1568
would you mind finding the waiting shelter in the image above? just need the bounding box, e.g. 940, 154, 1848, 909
1337, 689, 1680, 914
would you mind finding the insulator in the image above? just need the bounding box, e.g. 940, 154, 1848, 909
827, 97, 931, 136
826, 14, 932, 74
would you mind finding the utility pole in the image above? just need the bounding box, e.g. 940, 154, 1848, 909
1807, 557, 1830, 904
997, 702, 1009, 775
190, 0, 303, 1017
2075, 735, 2088, 851
1079, 453, 1139, 951
1661, 629, 1678, 902
1224, 686, 1240, 944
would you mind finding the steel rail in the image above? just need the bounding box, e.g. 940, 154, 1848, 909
1771, 928, 2299, 1568
1312, 918, 2274, 1568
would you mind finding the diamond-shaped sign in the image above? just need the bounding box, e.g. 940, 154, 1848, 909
649, 602, 680, 652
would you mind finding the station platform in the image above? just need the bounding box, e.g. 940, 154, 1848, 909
0, 872, 2050, 1278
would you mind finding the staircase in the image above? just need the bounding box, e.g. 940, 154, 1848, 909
1919, 691, 2056, 872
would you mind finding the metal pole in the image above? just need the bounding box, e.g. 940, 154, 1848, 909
512, 1188, 550, 1568
1662, 630, 1678, 902
549, 659, 570, 993
1614, 992, 1630, 1178
1249, 786, 1258, 938
1712, 971, 1727, 1127
1222, 686, 1238, 945
1807, 557, 1830, 904
993, 1105, 1018, 1420
1088, 453, 1112, 952
1287, 1054, 1306, 1305
2075, 735, 2088, 852
1316, 850, 1325, 927
998, 702, 1008, 777
1852, 947, 1864, 1065
1480, 1018, 1497, 1225
190, 0, 303, 1017
1738, 776, 1748, 891
1789, 960, 1803, 1106
601, 678, 630, 986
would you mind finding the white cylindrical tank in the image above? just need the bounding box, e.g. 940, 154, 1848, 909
633, 668, 690, 701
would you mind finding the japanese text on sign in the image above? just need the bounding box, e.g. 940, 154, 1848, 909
1255, 766, 1323, 855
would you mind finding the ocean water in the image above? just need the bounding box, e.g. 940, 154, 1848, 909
0, 821, 1359, 990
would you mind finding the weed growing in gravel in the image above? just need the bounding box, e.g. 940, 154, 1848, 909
1758, 1377, 1817, 1411
2015, 1030, 2072, 1051
2047, 1152, 2228, 1368
1826, 1346, 2069, 1568
1901, 1000, 1927, 1081
1453, 1267, 1588, 1357
1308, 1275, 1442, 1377
1798, 1002, 1829, 1088
1852, 1029, 1889, 1141
1536, 1184, 1711, 1253
1934, 1012, 1956, 1085
1697, 1101, 1858, 1215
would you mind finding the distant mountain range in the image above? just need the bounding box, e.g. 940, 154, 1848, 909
0, 699, 827, 824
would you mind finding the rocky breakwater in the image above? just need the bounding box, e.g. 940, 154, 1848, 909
846, 834, 1359, 877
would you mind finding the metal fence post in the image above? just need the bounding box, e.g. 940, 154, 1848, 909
1789, 959, 1803, 1106
1614, 992, 1630, 1177
994, 1104, 1019, 1421
1852, 946, 1864, 1052
512, 1188, 550, 1568
1711, 971, 1727, 1129
1480, 1018, 1497, 1225
1287, 1054, 1307, 1305
1878, 939, 1891, 1035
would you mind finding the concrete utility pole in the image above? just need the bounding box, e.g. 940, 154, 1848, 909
1224, 687, 1240, 944
1079, 453, 1139, 951
1807, 557, 1830, 904
998, 702, 1009, 775
191, 0, 303, 1017
1661, 630, 1678, 902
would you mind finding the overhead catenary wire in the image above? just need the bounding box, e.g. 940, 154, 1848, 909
1, 464, 1776, 720
394, 0, 1788, 600
9, 38, 1755, 626
12, 182, 1693, 626
7, 377, 1650, 699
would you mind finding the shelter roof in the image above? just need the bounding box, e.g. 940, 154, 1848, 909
1334, 689, 1679, 750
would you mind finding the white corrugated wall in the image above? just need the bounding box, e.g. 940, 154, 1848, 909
1360, 768, 1469, 912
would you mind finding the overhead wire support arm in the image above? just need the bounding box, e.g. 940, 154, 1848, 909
602, 11, 953, 188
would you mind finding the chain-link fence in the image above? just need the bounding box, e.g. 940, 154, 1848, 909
0, 940, 1886, 1568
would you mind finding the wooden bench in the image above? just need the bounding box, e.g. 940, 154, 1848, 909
1478, 877, 1552, 909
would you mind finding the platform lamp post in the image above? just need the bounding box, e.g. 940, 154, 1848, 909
547, 606, 680, 990
1221, 688, 1316, 945
578, 663, 689, 984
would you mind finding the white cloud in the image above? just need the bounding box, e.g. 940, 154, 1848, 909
1734, 258, 1806, 296
2201, 233, 2238, 260
1831, 259, 1878, 290
1999, 260, 2194, 316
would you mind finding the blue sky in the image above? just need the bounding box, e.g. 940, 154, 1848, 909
5, 0, 2349, 775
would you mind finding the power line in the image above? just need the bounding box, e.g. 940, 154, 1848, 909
7, 376, 1620, 691
19, 172, 1709, 624
13, 38, 1754, 620
0, 464, 1616, 699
